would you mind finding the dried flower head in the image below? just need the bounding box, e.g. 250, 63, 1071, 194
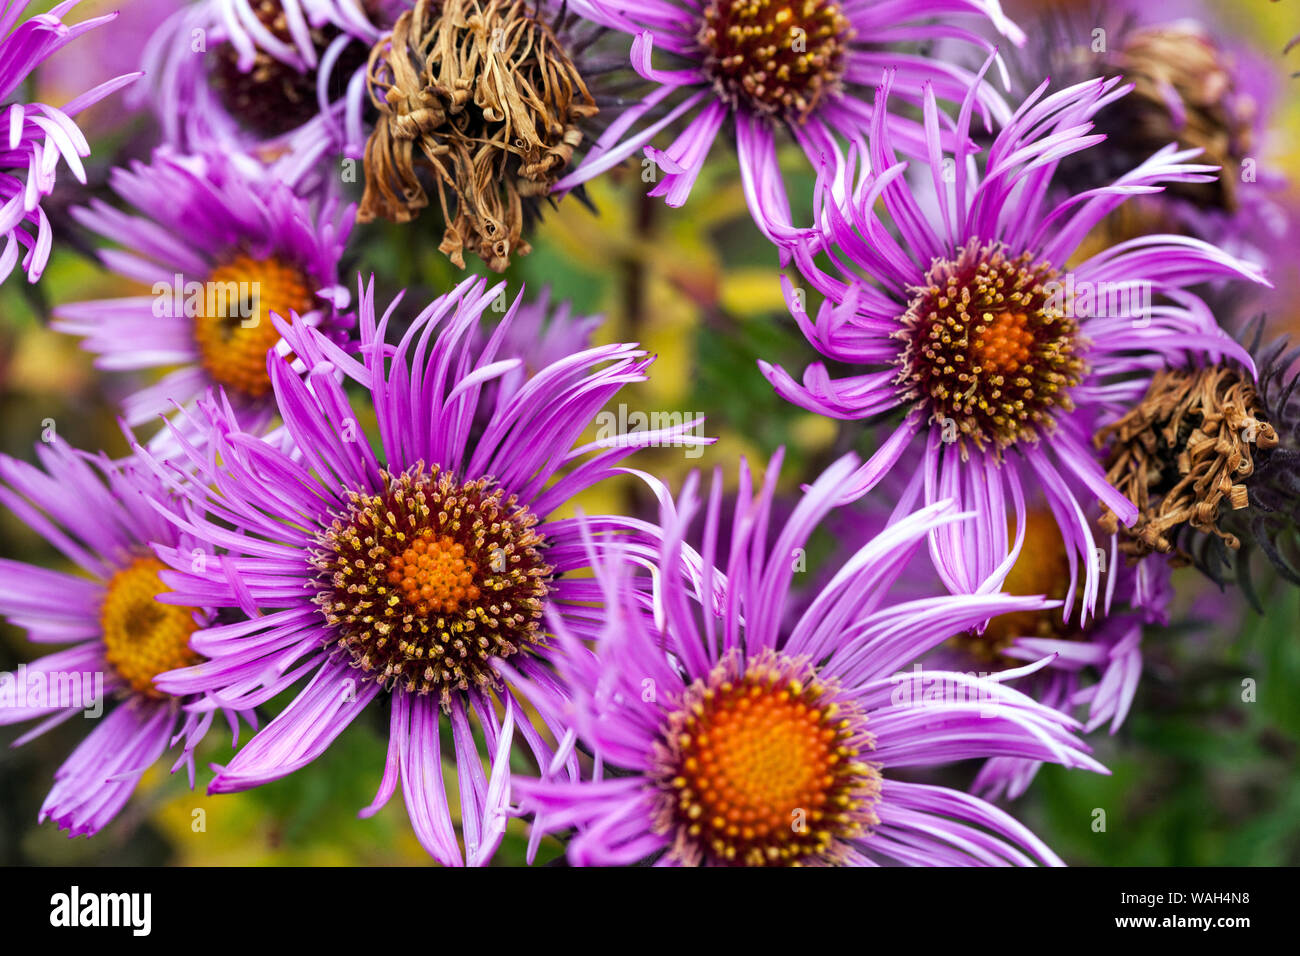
1003, 2, 1281, 263
1092, 25, 1256, 213
1146, 323, 1300, 602
1097, 365, 1278, 558
358, 0, 598, 271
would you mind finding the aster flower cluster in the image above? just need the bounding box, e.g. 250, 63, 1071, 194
0, 0, 1297, 870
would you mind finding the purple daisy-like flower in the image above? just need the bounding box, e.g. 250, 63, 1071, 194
38, 0, 186, 141
554, 0, 1024, 240
968, 546, 1174, 802
511, 451, 1106, 866
51, 147, 354, 441
1, 0, 139, 283
762, 68, 1269, 620
0, 438, 250, 837
804, 447, 1177, 803
140, 275, 709, 866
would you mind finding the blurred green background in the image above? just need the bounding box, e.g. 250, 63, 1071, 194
1, 0, 1298, 865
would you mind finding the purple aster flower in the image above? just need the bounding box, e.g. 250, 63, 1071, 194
762, 68, 1269, 620
1, 0, 139, 283
140, 276, 709, 866
553, 0, 1025, 240
140, 0, 387, 188
0, 438, 250, 837
944, 511, 1170, 801
51, 147, 354, 443
36, 0, 185, 141
511, 451, 1106, 866
970, 540, 1189, 802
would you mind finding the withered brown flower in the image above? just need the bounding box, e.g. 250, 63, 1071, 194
358, 0, 598, 272
1096, 364, 1278, 560
1170, 327, 1300, 604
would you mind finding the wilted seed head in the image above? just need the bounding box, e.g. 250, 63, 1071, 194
894, 239, 1086, 457
358, 0, 598, 272
1111, 27, 1255, 211
309, 465, 552, 709
1210, 333, 1300, 596
1096, 364, 1278, 559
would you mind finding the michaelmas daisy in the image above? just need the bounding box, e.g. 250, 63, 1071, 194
142, 276, 709, 865
512, 452, 1105, 866
0, 439, 249, 836
763, 68, 1267, 618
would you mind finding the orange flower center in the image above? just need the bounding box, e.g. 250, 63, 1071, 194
657, 654, 880, 866
310, 467, 552, 706
99, 557, 201, 698
193, 253, 314, 400
386, 531, 483, 616
896, 239, 1086, 455
974, 310, 1036, 374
